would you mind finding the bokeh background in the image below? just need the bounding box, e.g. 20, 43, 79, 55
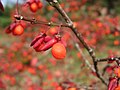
0, 0, 120, 90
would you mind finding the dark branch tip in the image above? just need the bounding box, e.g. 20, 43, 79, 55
14, 15, 23, 20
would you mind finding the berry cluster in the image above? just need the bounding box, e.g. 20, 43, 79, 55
5, 21, 24, 36
30, 33, 66, 59
27, 0, 43, 13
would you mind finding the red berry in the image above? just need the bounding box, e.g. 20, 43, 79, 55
38, 2, 43, 9
51, 43, 66, 59
67, 87, 77, 90
30, 2, 38, 13
114, 67, 120, 78
49, 27, 58, 35
56, 86, 63, 90
12, 24, 24, 36
115, 86, 120, 90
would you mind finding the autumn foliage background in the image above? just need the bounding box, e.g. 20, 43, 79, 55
0, 0, 120, 90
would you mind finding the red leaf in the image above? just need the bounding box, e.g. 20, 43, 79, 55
108, 77, 118, 90
0, 0, 4, 12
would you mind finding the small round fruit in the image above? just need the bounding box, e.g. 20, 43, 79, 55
12, 24, 24, 36
56, 86, 63, 90
67, 87, 77, 90
30, 2, 38, 13
38, 2, 43, 9
49, 27, 58, 35
114, 67, 120, 78
115, 86, 120, 90
51, 43, 66, 59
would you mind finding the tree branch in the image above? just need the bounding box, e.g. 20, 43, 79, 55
46, 0, 107, 85
97, 57, 120, 62
14, 15, 68, 27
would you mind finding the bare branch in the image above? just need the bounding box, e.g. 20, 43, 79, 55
14, 15, 68, 27
97, 57, 120, 62
75, 43, 96, 72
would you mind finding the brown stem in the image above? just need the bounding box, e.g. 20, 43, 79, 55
97, 57, 120, 62
14, 15, 68, 27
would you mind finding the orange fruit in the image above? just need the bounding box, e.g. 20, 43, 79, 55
49, 27, 58, 35
56, 86, 63, 90
12, 24, 24, 36
114, 67, 120, 78
38, 2, 43, 9
30, 2, 38, 13
114, 40, 119, 46
115, 86, 120, 90
51, 43, 66, 59
68, 87, 77, 90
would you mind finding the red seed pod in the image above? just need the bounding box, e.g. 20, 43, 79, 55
44, 36, 52, 42
39, 38, 58, 51
59, 38, 67, 47
108, 77, 118, 90
5, 23, 16, 34
27, 0, 35, 4
10, 23, 16, 30
5, 26, 11, 34
33, 37, 44, 49
35, 0, 41, 3
34, 43, 45, 52
30, 33, 45, 46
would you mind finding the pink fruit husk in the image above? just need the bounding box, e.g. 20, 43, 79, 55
10, 23, 16, 30
59, 38, 67, 47
33, 37, 44, 49
108, 77, 118, 90
35, 0, 41, 3
44, 36, 52, 42
5, 23, 16, 34
30, 33, 45, 46
27, 0, 35, 4
5, 26, 11, 34
34, 43, 44, 52
39, 38, 58, 51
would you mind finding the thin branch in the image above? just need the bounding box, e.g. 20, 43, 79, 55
75, 43, 96, 72
97, 57, 120, 62
14, 15, 68, 27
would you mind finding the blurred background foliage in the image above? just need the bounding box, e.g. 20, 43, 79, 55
0, 0, 120, 90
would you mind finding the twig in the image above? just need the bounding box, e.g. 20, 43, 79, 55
75, 43, 96, 72
14, 15, 68, 27
97, 57, 120, 62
